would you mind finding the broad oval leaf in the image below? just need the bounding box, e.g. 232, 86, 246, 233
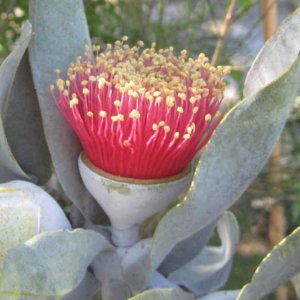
62, 271, 101, 300
0, 180, 71, 232
0, 229, 113, 298
3, 50, 52, 184
150, 10, 300, 271
0, 22, 31, 182
0, 188, 39, 254
129, 288, 195, 300
0, 181, 72, 280
101, 280, 132, 300
159, 219, 218, 275
244, 6, 300, 96
121, 238, 153, 294
28, 0, 105, 224
168, 212, 239, 295
237, 226, 300, 300
197, 290, 240, 300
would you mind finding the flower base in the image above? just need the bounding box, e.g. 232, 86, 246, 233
78, 153, 193, 247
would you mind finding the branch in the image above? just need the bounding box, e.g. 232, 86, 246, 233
211, 0, 237, 66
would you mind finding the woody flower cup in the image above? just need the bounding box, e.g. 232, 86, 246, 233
51, 38, 229, 247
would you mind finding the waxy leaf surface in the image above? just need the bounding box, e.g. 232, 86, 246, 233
129, 288, 194, 300
28, 0, 105, 224
150, 7, 300, 271
0, 188, 39, 254
0, 22, 31, 182
244, 7, 300, 96
237, 226, 300, 300
168, 212, 239, 295
0, 229, 112, 299
198, 291, 239, 300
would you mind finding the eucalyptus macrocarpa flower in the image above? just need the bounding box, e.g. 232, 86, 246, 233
51, 38, 229, 179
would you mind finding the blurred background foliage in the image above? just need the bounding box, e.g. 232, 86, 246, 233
0, 0, 300, 298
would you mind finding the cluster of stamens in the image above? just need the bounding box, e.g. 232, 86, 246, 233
51, 37, 229, 179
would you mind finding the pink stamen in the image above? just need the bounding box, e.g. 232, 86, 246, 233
51, 40, 229, 179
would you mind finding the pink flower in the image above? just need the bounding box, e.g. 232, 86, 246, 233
51, 38, 229, 179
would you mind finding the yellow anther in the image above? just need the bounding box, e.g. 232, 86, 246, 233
99, 110, 107, 118
50, 84, 55, 91
137, 40, 144, 47
98, 77, 106, 89
63, 90, 69, 97
69, 74, 76, 81
205, 114, 212, 121
187, 127, 193, 134
129, 109, 141, 119
114, 100, 122, 107
174, 132, 180, 139
54, 69, 61, 75
121, 36, 128, 41
89, 76, 97, 82
166, 96, 175, 108
81, 80, 88, 86
222, 66, 231, 75
193, 107, 199, 114
189, 97, 196, 104
159, 121, 165, 127
183, 133, 191, 140
152, 123, 158, 131
146, 93, 154, 101
138, 87, 146, 94
92, 45, 101, 51
153, 91, 161, 97
87, 111, 93, 117
177, 107, 184, 113
202, 88, 210, 96
130, 91, 139, 98
180, 49, 187, 56
155, 96, 162, 104
111, 114, 124, 122
164, 125, 171, 133
69, 97, 79, 108
125, 80, 135, 89
82, 88, 90, 95
85, 68, 91, 75
56, 78, 65, 86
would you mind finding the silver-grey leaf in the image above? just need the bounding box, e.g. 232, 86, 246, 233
63, 271, 101, 300
121, 238, 153, 294
0, 22, 32, 182
244, 7, 300, 96
197, 290, 239, 300
150, 54, 300, 271
129, 288, 195, 300
0, 188, 40, 254
159, 219, 217, 275
101, 280, 132, 300
3, 50, 52, 184
149, 8, 300, 271
237, 226, 300, 300
168, 212, 239, 295
0, 229, 113, 298
28, 0, 106, 224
